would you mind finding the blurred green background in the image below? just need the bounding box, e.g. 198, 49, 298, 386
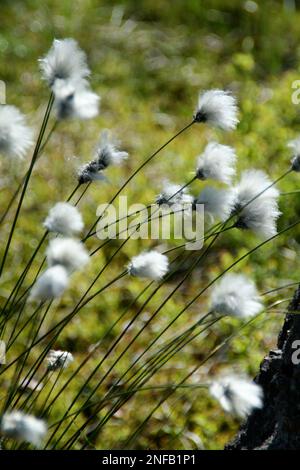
1, 0, 300, 449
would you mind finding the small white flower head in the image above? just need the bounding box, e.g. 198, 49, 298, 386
156, 180, 193, 211
127, 250, 169, 280
46, 238, 90, 273
196, 142, 237, 184
209, 375, 263, 419
95, 131, 128, 168
234, 169, 281, 239
0, 411, 47, 447
287, 137, 300, 172
39, 38, 90, 88
0, 106, 33, 159
46, 350, 74, 371
43, 202, 84, 236
53, 78, 100, 120
194, 90, 239, 131
29, 265, 69, 302
78, 131, 128, 184
195, 186, 236, 222
210, 273, 263, 319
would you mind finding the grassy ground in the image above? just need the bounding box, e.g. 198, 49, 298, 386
1, 0, 300, 449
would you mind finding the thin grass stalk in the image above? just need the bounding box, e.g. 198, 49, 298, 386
63, 317, 220, 449
59, 218, 298, 446
6, 301, 53, 410
1, 181, 88, 326
82, 120, 196, 241
40, 282, 154, 418
0, 120, 58, 227
121, 313, 265, 448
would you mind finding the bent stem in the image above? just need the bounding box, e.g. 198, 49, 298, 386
0, 120, 58, 227
83, 120, 195, 241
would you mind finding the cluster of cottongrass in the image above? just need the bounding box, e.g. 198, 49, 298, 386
0, 37, 298, 450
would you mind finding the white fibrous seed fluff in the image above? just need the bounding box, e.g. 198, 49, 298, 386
210, 273, 263, 319
209, 375, 263, 419
39, 38, 90, 88
287, 137, 300, 171
234, 169, 281, 239
156, 181, 193, 211
0, 106, 33, 159
43, 202, 84, 236
128, 251, 169, 280
194, 90, 239, 131
95, 131, 128, 168
196, 142, 237, 184
0, 411, 47, 447
29, 265, 69, 302
195, 186, 236, 222
46, 238, 90, 273
53, 78, 100, 121
78, 131, 128, 184
46, 350, 74, 371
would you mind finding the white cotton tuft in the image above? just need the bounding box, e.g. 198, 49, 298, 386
78, 131, 128, 184
43, 202, 84, 236
195, 186, 236, 222
210, 273, 263, 319
46, 238, 90, 273
46, 350, 74, 371
39, 38, 90, 87
0, 106, 33, 159
29, 265, 69, 302
0, 411, 47, 447
287, 137, 300, 172
127, 250, 169, 280
53, 78, 100, 121
156, 180, 193, 211
209, 375, 263, 419
194, 90, 239, 131
196, 142, 237, 184
234, 169, 281, 239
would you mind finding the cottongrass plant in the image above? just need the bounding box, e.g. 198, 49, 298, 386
0, 36, 298, 450
0, 106, 33, 160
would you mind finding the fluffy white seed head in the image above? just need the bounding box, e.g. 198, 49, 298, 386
43, 202, 84, 236
29, 265, 69, 302
287, 137, 300, 172
194, 90, 239, 131
156, 180, 193, 211
95, 131, 128, 168
53, 78, 100, 120
39, 38, 90, 87
46, 238, 90, 273
196, 142, 237, 184
234, 169, 281, 239
127, 250, 169, 280
210, 273, 263, 319
195, 186, 236, 222
46, 350, 74, 371
0, 106, 33, 159
78, 131, 128, 184
209, 375, 263, 419
0, 411, 47, 447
